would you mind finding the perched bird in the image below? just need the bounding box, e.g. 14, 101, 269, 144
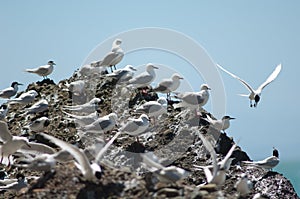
0, 82, 23, 99
24, 116, 50, 133
194, 132, 237, 186
174, 84, 211, 110
153, 73, 183, 100
66, 80, 85, 96
0, 121, 55, 166
105, 65, 137, 83
63, 98, 101, 114
235, 173, 253, 196
242, 147, 279, 170
98, 39, 124, 72
63, 111, 99, 126
8, 90, 38, 105
120, 114, 150, 142
141, 152, 189, 183
135, 97, 167, 121
0, 173, 27, 191
79, 63, 103, 76
25, 60, 56, 79
204, 115, 235, 132
24, 99, 48, 114
217, 63, 282, 107
0, 104, 8, 120
127, 63, 159, 88
79, 113, 118, 133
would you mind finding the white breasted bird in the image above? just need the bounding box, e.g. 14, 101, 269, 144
235, 173, 253, 196
8, 90, 38, 105
0, 82, 23, 99
217, 63, 282, 107
25, 60, 56, 79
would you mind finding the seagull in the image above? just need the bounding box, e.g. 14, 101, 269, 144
141, 152, 189, 183
0, 104, 8, 120
194, 132, 237, 186
204, 115, 235, 132
105, 65, 137, 83
24, 99, 48, 114
79, 113, 118, 133
8, 90, 38, 105
217, 63, 282, 107
98, 39, 124, 72
242, 147, 279, 170
63, 110, 99, 126
174, 84, 211, 110
25, 60, 56, 79
153, 73, 183, 100
66, 80, 85, 96
0, 82, 23, 99
0, 121, 55, 166
24, 116, 50, 133
127, 63, 159, 88
235, 173, 253, 196
120, 114, 150, 142
135, 97, 167, 121
40, 131, 122, 181
63, 98, 101, 114
0, 173, 27, 191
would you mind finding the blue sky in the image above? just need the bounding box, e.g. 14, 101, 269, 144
1, 0, 299, 190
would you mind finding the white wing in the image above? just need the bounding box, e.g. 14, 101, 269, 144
0, 121, 12, 142
217, 64, 255, 93
257, 64, 282, 93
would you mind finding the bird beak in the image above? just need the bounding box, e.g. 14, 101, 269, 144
17, 83, 23, 86
153, 66, 159, 69
230, 117, 235, 120
179, 77, 184, 80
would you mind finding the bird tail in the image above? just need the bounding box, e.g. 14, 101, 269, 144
25, 69, 35, 73
238, 94, 249, 97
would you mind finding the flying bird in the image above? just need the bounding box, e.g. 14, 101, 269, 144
25, 60, 56, 79
0, 82, 23, 99
217, 63, 282, 107
8, 90, 38, 105
0, 121, 55, 166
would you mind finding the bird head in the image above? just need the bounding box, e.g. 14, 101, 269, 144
172, 73, 184, 80
48, 60, 56, 65
11, 82, 23, 87
146, 63, 159, 70
200, 84, 211, 91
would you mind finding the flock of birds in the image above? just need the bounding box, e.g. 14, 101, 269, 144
0, 38, 282, 198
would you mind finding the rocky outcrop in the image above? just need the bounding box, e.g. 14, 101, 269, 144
1, 69, 298, 199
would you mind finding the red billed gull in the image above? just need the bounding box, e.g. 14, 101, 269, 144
120, 114, 150, 142
153, 73, 183, 100
8, 90, 38, 105
25, 60, 56, 79
105, 65, 137, 83
127, 63, 159, 88
0, 82, 23, 99
98, 39, 124, 72
174, 84, 211, 110
217, 63, 282, 107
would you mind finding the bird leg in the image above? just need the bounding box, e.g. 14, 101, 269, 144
250, 100, 253, 107
113, 65, 117, 70
136, 136, 140, 143
110, 66, 113, 73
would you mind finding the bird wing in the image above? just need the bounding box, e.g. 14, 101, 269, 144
219, 143, 237, 169
40, 133, 94, 180
181, 93, 205, 105
99, 52, 118, 66
257, 64, 282, 93
19, 142, 56, 155
0, 121, 12, 142
217, 64, 255, 93
154, 79, 172, 92
128, 73, 153, 85
95, 131, 121, 162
